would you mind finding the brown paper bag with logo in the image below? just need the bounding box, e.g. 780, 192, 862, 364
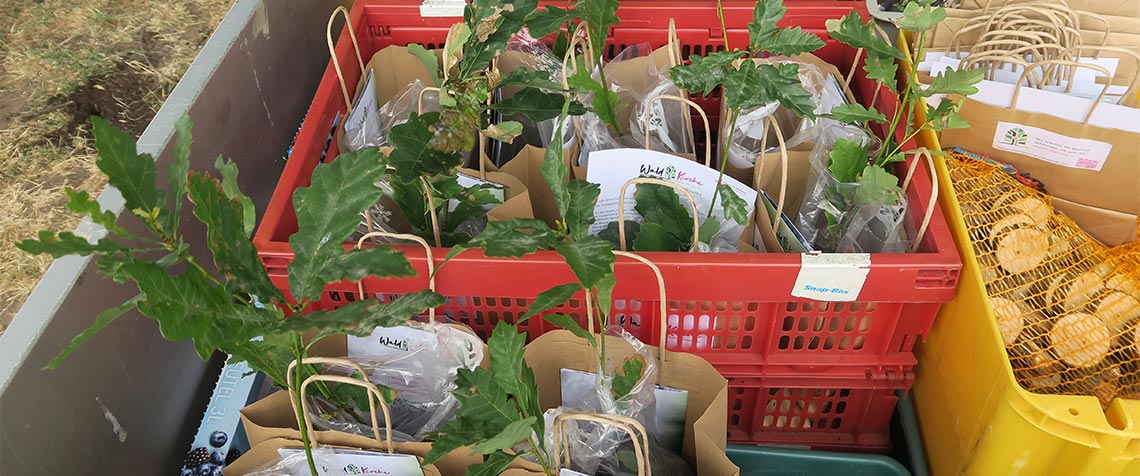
940, 60, 1140, 245
225, 371, 443, 476
511, 252, 738, 476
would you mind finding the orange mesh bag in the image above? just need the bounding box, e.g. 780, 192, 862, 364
946, 151, 1140, 408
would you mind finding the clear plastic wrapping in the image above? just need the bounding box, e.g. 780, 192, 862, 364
578, 44, 693, 166
306, 321, 484, 442
556, 413, 694, 476
342, 79, 438, 153
724, 59, 870, 170
492, 32, 575, 166
244, 447, 336, 476
794, 140, 913, 253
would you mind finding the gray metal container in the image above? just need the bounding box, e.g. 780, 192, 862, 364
1, 1, 347, 474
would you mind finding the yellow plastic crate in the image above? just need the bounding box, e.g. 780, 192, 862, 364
898, 32, 1140, 476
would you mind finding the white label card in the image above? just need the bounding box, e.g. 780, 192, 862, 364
278, 448, 424, 476
345, 70, 379, 137
348, 325, 439, 360
790, 253, 871, 302
992, 121, 1114, 172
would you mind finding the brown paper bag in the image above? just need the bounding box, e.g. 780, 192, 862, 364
502, 412, 657, 476
492, 144, 580, 230
227, 371, 445, 476
492, 50, 583, 169
334, 44, 441, 150
956, 0, 1140, 18
940, 61, 1140, 245
515, 252, 737, 476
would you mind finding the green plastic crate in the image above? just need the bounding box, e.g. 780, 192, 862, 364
727, 393, 927, 476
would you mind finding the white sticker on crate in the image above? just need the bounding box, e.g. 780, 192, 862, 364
991, 121, 1113, 172
790, 253, 871, 302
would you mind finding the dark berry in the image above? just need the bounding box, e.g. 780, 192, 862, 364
225, 449, 242, 465
180, 468, 195, 476
209, 431, 228, 448
196, 463, 214, 476
184, 448, 209, 468
210, 466, 223, 476
210, 451, 225, 465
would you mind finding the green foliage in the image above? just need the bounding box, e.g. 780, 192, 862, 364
554, 236, 616, 289
90, 116, 167, 236
526, 5, 576, 38
827, 103, 888, 125
459, 0, 539, 79
749, 0, 824, 56
863, 56, 899, 92
717, 185, 750, 225
450, 218, 558, 259
825, 12, 902, 61
920, 67, 984, 98
567, 67, 623, 133
426, 322, 545, 470
521, 283, 583, 322
895, 2, 946, 33
43, 295, 143, 370
407, 44, 442, 87
827, 138, 870, 184
565, 180, 602, 240
855, 165, 902, 206
543, 313, 598, 347
387, 112, 464, 182
490, 88, 587, 123
611, 356, 645, 398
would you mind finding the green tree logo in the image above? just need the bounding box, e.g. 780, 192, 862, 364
344, 464, 363, 475
1004, 128, 1028, 146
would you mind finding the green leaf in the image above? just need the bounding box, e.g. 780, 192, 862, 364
316, 246, 416, 284
91, 116, 166, 232
575, 0, 620, 68
17, 230, 124, 258
669, 51, 737, 97
489, 320, 529, 395
520, 283, 582, 323
63, 189, 123, 234
491, 89, 586, 123
828, 138, 870, 183
215, 156, 257, 237
825, 12, 903, 60
827, 103, 888, 125
187, 172, 285, 304
527, 5, 576, 38
44, 294, 144, 370
567, 68, 622, 132
543, 313, 597, 347
470, 417, 537, 454
496, 69, 564, 92
541, 120, 571, 220
553, 236, 616, 289
896, 3, 947, 33
748, 0, 786, 48
632, 222, 684, 252
926, 98, 971, 130
635, 182, 694, 246
599, 220, 639, 250
864, 56, 899, 93
388, 112, 464, 181
611, 356, 645, 399
724, 62, 816, 118
594, 273, 616, 323
282, 289, 445, 335
407, 44, 441, 87
718, 184, 750, 225
468, 451, 518, 476
699, 216, 720, 243
452, 218, 558, 258
164, 116, 192, 234
855, 165, 902, 206
920, 67, 984, 98
483, 121, 524, 143
288, 147, 388, 304
565, 180, 601, 239
459, 0, 538, 79
755, 27, 825, 57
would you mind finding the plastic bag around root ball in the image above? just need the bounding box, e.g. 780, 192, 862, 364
794, 140, 913, 253
548, 407, 695, 476
578, 43, 693, 166
491, 32, 577, 167
342, 79, 438, 153
724, 58, 869, 171
309, 321, 484, 442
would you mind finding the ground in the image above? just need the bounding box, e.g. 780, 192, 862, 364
0, 0, 231, 333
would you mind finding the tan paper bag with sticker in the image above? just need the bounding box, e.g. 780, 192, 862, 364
940, 62, 1140, 245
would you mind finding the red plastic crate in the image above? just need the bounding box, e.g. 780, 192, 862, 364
724, 365, 913, 451
253, 1, 960, 373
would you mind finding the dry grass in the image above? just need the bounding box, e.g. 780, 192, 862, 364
0, 0, 231, 332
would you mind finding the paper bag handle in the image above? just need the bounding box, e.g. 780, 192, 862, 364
298, 373, 395, 452
561, 23, 598, 88
327, 6, 366, 110
751, 116, 790, 232
354, 232, 438, 324
1011, 60, 1113, 124
1063, 45, 1140, 102
612, 251, 670, 363
848, 22, 893, 108
617, 178, 701, 252
552, 412, 651, 476
667, 19, 682, 68
958, 51, 1032, 83
286, 356, 371, 392
644, 95, 711, 167
899, 148, 938, 253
